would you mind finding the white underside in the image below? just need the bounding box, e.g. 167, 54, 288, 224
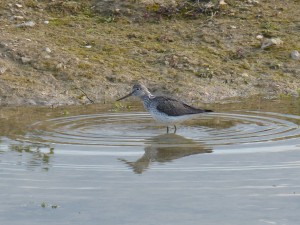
148, 109, 199, 125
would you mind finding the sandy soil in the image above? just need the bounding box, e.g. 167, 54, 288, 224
0, 0, 299, 106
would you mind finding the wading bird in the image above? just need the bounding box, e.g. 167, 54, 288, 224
117, 84, 212, 133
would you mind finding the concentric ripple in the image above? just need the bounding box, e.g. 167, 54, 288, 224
22, 112, 154, 146
17, 111, 300, 153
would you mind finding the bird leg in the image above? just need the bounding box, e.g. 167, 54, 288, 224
166, 126, 177, 133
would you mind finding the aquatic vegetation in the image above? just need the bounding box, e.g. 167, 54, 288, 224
40, 202, 46, 208
62, 110, 70, 116
112, 102, 131, 112
40, 202, 59, 209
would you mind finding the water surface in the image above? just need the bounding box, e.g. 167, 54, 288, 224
1, 98, 300, 225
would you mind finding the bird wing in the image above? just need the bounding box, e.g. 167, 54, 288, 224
155, 96, 209, 116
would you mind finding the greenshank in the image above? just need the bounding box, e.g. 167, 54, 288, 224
117, 84, 212, 133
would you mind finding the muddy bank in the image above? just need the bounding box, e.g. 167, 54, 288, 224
0, 0, 299, 106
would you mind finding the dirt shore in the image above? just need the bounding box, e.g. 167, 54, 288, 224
0, 0, 299, 106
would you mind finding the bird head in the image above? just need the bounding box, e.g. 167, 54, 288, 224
117, 83, 151, 101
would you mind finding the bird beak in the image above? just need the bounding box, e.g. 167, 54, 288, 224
116, 90, 135, 101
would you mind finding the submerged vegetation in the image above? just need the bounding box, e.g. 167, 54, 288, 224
0, 0, 299, 106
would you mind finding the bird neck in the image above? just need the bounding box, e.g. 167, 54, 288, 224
141, 93, 154, 100
140, 93, 155, 110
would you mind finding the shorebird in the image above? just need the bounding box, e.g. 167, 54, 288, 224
117, 83, 212, 133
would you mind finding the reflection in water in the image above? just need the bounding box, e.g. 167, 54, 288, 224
120, 134, 212, 174
8, 143, 54, 171
1, 99, 300, 225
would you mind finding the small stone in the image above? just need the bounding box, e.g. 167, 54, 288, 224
204, 2, 214, 9
291, 50, 300, 60
13, 15, 24, 20
261, 37, 283, 49
247, 0, 259, 4
56, 63, 64, 69
85, 45, 92, 49
230, 25, 237, 29
0, 67, 7, 74
44, 20, 49, 24
16, 21, 36, 28
256, 34, 264, 40
44, 47, 51, 53
21, 57, 31, 64
25, 99, 37, 105
219, 0, 227, 6
43, 55, 51, 59
15, 3, 23, 8
106, 75, 117, 82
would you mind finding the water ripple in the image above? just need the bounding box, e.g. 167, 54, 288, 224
16, 111, 300, 153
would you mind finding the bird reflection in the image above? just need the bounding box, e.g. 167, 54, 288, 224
119, 133, 212, 174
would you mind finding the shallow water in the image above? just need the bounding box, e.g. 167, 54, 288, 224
1, 98, 300, 225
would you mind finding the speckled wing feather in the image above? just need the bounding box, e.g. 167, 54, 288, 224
155, 96, 212, 116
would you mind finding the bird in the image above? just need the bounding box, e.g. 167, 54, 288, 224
119, 133, 212, 174
117, 83, 213, 133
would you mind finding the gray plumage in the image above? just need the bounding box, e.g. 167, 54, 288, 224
117, 83, 213, 133
154, 96, 212, 116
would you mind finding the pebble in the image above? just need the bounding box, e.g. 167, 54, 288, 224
85, 45, 92, 49
56, 63, 64, 69
256, 34, 264, 40
44, 20, 49, 24
21, 57, 31, 64
0, 67, 7, 74
15, 3, 23, 8
241, 73, 249, 77
16, 21, 36, 28
247, 0, 259, 4
44, 47, 51, 53
219, 0, 227, 6
13, 16, 24, 20
43, 55, 51, 59
290, 50, 300, 60
261, 38, 283, 49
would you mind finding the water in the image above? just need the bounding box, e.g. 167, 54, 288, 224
1, 98, 300, 225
